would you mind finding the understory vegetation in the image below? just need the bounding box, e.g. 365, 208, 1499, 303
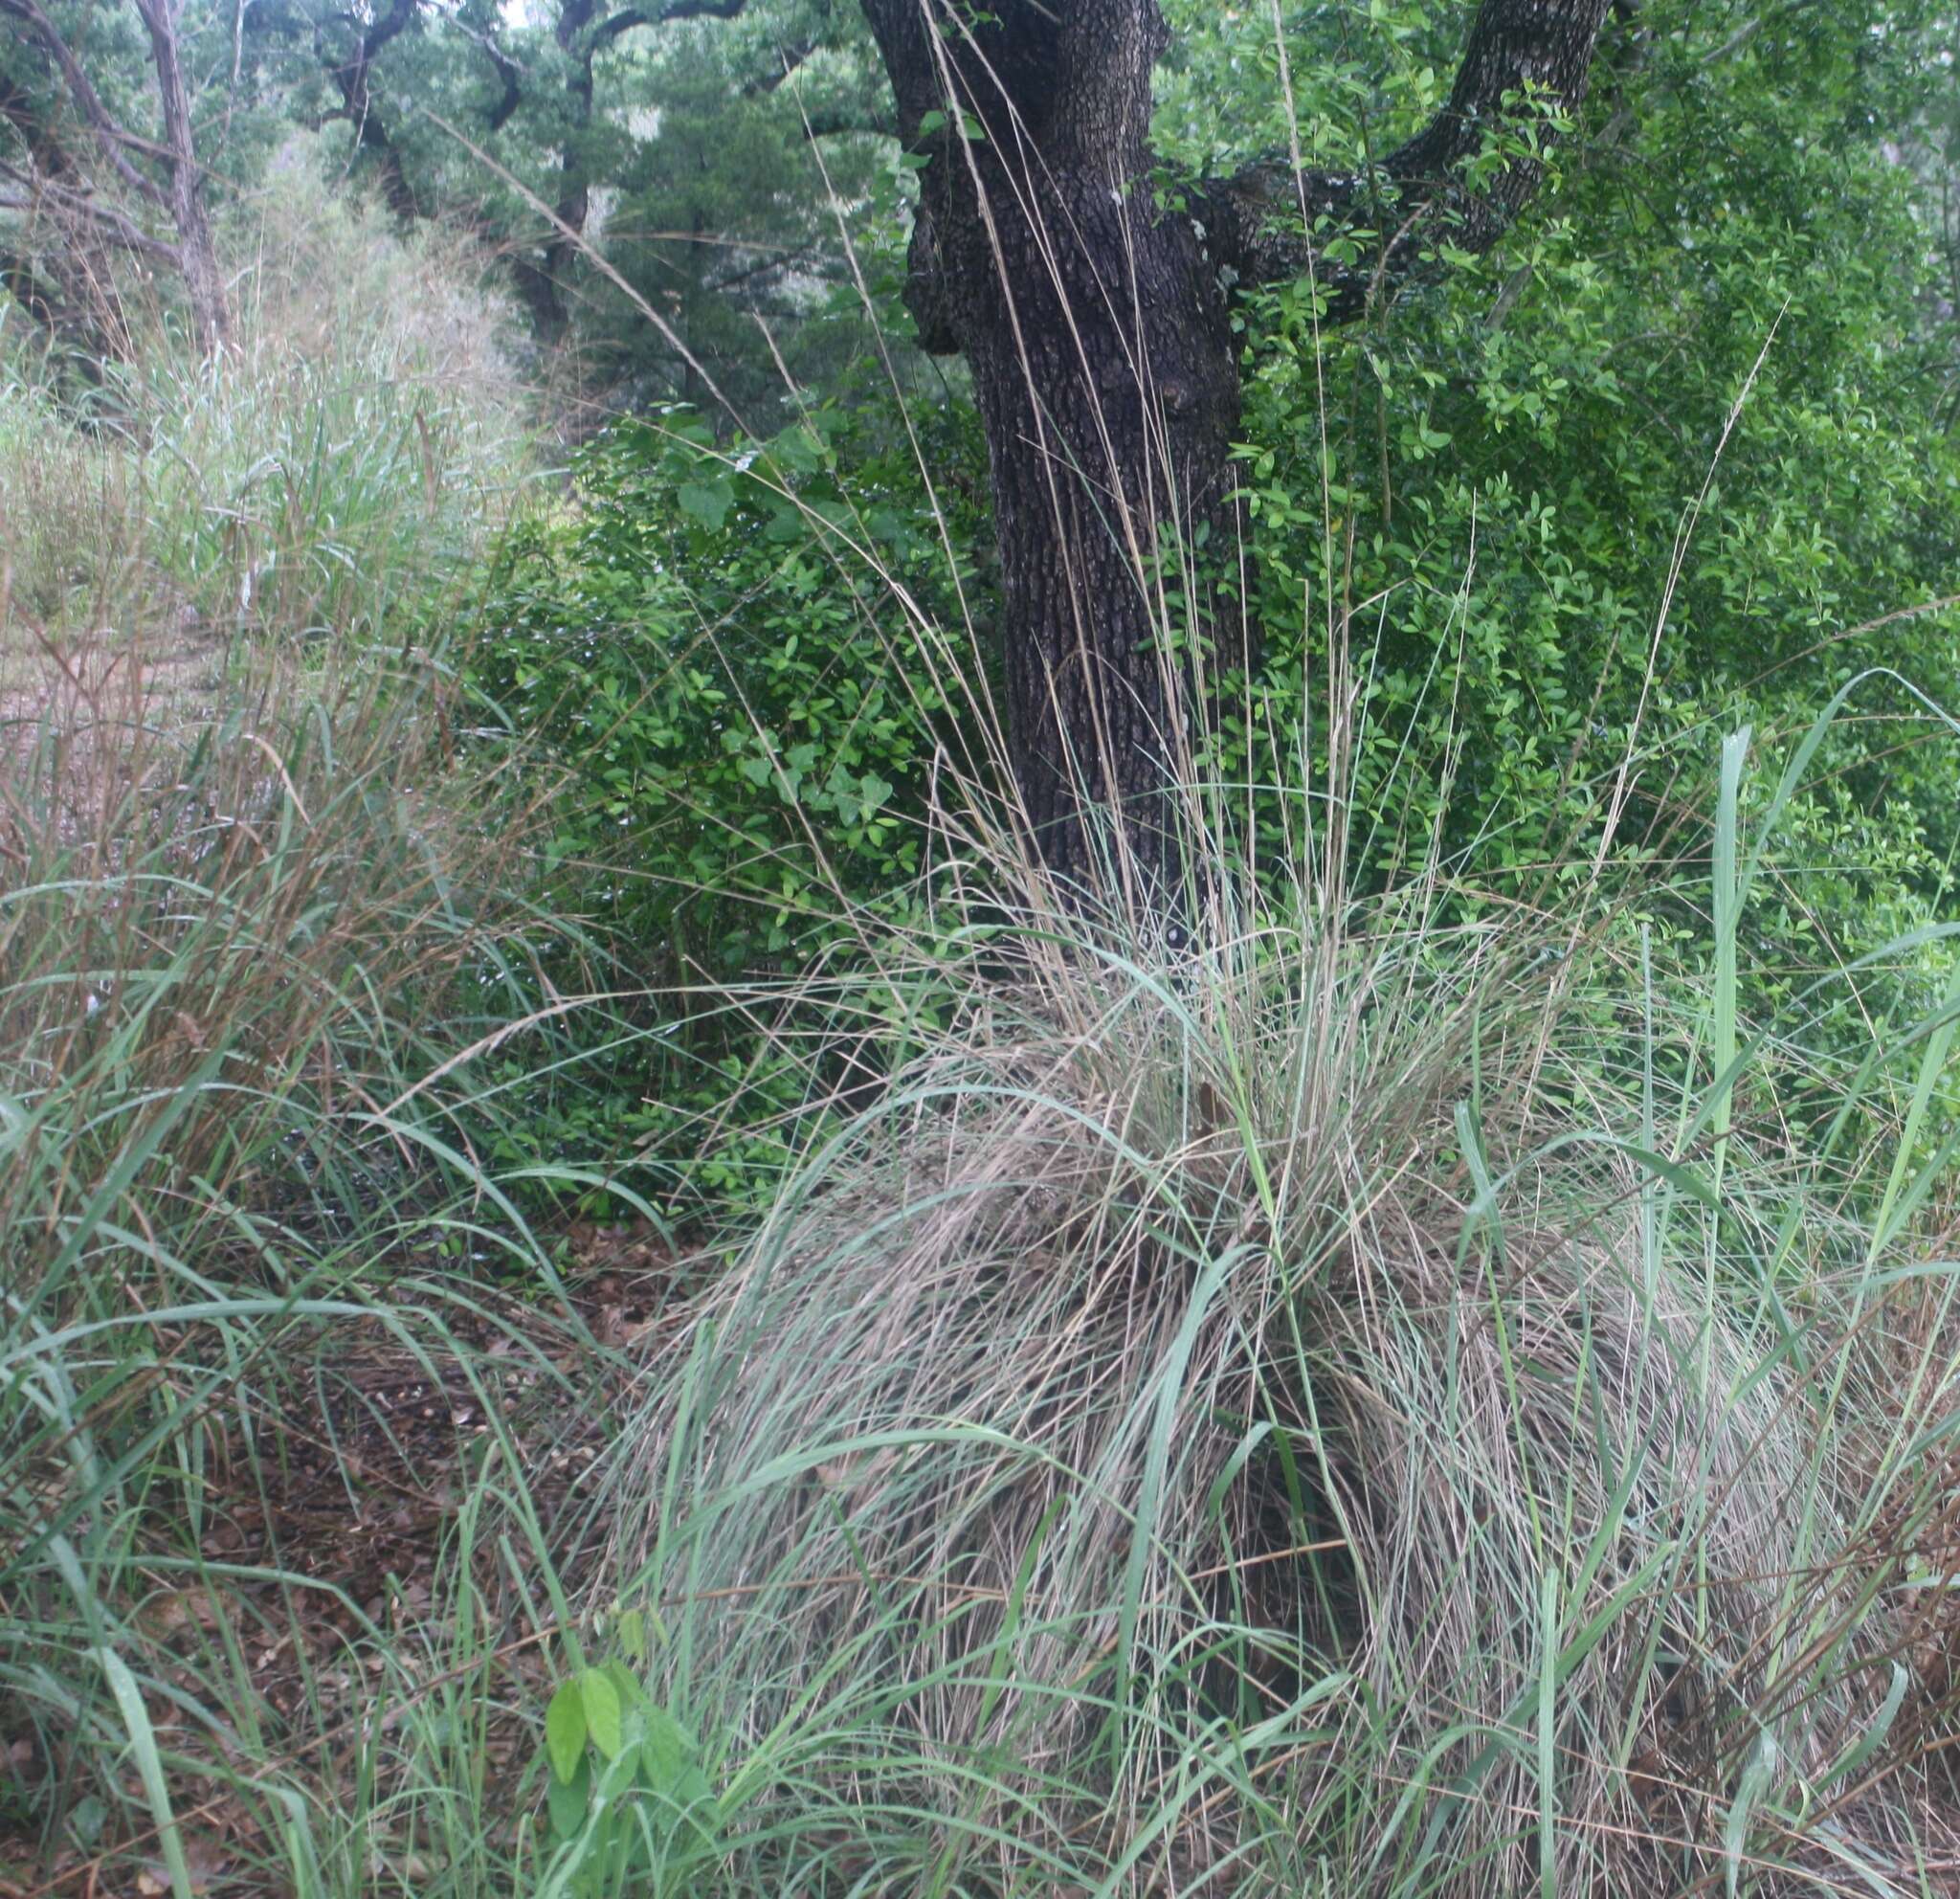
3, 0, 1960, 1892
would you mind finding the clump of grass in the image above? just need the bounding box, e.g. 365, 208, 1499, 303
0, 150, 528, 655
0, 212, 635, 1892
585, 726, 1960, 1894
0, 604, 602, 1856
0, 637, 541, 1277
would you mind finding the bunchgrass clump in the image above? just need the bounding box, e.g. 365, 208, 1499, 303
587, 743, 1960, 1895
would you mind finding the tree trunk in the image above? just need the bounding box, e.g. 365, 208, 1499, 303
862, 0, 1225, 895
523, 13, 599, 348
859, 0, 1618, 896
132, 0, 229, 356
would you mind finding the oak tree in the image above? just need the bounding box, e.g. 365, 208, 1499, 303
0, 0, 230, 356
858, 0, 1619, 888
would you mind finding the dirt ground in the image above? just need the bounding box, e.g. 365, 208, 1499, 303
0, 1222, 683, 1899
0, 605, 231, 743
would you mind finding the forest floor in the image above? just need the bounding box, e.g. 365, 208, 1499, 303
0, 1222, 679, 1899
0, 608, 230, 765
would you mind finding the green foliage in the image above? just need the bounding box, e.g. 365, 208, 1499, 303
8, 0, 1960, 1888
1192, 0, 1960, 1023
589, 11, 904, 413
536, 1650, 722, 1896
465, 397, 992, 1212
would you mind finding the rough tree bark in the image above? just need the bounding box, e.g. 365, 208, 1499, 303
133, 0, 229, 355
858, 0, 1619, 894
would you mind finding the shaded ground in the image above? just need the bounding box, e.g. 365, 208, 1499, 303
0, 1222, 682, 1898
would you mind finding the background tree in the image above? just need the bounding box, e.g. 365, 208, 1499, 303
581, 9, 899, 418
310, 0, 424, 219
0, 0, 232, 355
256, 0, 1629, 882
1200, 0, 1960, 981
271, 0, 887, 393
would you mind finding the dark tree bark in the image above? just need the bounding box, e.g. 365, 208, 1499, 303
317, 0, 424, 221
858, 0, 1619, 894
133, 0, 229, 354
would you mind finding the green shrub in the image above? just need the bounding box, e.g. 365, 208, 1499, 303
1180, 78, 1960, 1099
465, 398, 994, 1215
1151, 0, 1960, 988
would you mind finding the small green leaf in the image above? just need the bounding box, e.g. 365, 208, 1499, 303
600, 1658, 646, 1709
545, 1681, 587, 1783
640, 1702, 700, 1794
613, 1606, 645, 1664
581, 1667, 625, 1760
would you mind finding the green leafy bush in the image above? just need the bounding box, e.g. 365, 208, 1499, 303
1192, 11, 1960, 1035
466, 399, 993, 1214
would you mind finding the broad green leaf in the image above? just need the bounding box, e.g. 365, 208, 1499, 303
641, 1701, 709, 1810
599, 1658, 646, 1709
546, 1754, 590, 1839
676, 480, 732, 530
580, 1667, 624, 1760
545, 1681, 587, 1784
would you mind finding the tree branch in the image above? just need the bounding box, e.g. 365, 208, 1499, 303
0, 164, 185, 263
360, 0, 420, 59
448, 18, 526, 131
0, 0, 167, 209
318, 0, 424, 216
590, 0, 748, 50
740, 10, 875, 127
588, 8, 645, 48
1201, 0, 1619, 314
746, 34, 819, 94
705, 236, 824, 293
